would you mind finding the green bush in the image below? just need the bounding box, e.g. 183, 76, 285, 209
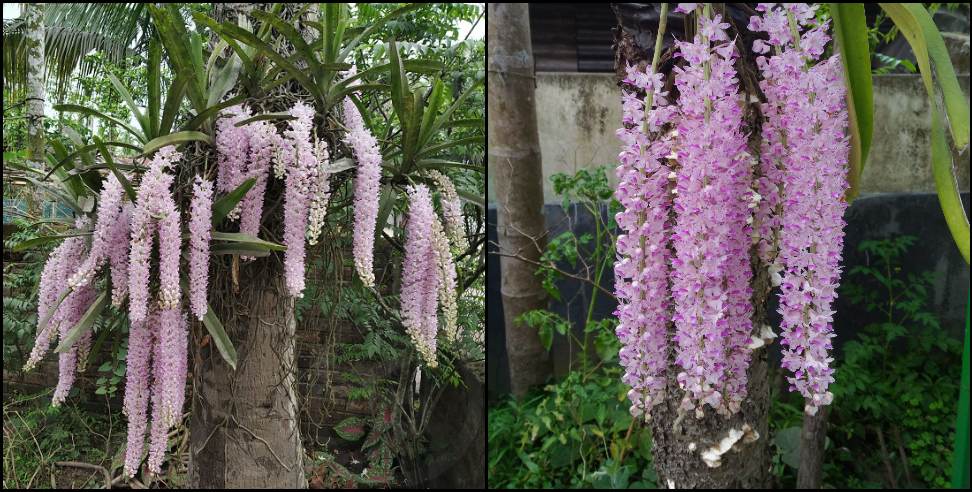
488, 366, 656, 489
768, 235, 961, 488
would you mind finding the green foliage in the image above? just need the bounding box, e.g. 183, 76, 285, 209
3, 219, 53, 371
768, 235, 961, 488
488, 367, 656, 489
492, 166, 648, 488
2, 390, 127, 489
95, 340, 128, 397
524, 167, 620, 369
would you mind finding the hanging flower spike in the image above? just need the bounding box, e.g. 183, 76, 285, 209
670, 8, 754, 417
614, 60, 678, 421
128, 147, 180, 323
432, 215, 459, 341
189, 177, 214, 319
51, 220, 94, 406
215, 104, 252, 221
123, 312, 154, 478
239, 119, 275, 244
68, 172, 125, 289
108, 203, 133, 306
306, 134, 332, 246
281, 101, 318, 297
24, 235, 84, 372
401, 184, 439, 367
751, 4, 847, 415
156, 198, 181, 311
147, 308, 188, 475
342, 94, 382, 286
427, 169, 467, 252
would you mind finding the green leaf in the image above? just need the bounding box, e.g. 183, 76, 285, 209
211, 232, 286, 251
214, 19, 323, 102
10, 231, 92, 252
201, 304, 238, 370
251, 10, 322, 81
107, 72, 150, 139
375, 185, 397, 238
160, 75, 188, 136
402, 88, 425, 169
211, 177, 256, 224
181, 94, 247, 132
774, 426, 803, 469
335, 416, 368, 441
234, 112, 296, 128
457, 189, 486, 209
206, 53, 243, 109
148, 36, 162, 138
210, 245, 272, 257
53, 104, 143, 142
141, 131, 213, 156
416, 136, 485, 159
441, 118, 483, 130
880, 4, 968, 149
93, 136, 137, 202
387, 40, 409, 132
25, 176, 83, 214
880, 3, 971, 263
429, 75, 484, 139
951, 293, 970, 488
537, 323, 553, 351
339, 3, 425, 61
55, 291, 108, 353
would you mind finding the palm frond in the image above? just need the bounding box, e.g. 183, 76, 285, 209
3, 3, 147, 98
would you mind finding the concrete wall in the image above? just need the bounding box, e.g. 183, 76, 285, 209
487, 73, 971, 203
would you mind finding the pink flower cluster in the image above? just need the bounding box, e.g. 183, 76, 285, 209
122, 307, 188, 476
25, 218, 95, 409
54, 270, 96, 406
427, 169, 466, 251
669, 5, 755, 418
189, 176, 214, 320
108, 203, 133, 305
239, 119, 275, 242
432, 216, 459, 341
343, 95, 382, 287
401, 185, 440, 367
128, 147, 180, 323
122, 146, 189, 475
615, 4, 779, 420
613, 61, 678, 420
215, 105, 252, 221
305, 127, 332, 246
750, 3, 849, 415
68, 173, 125, 289
280, 102, 325, 297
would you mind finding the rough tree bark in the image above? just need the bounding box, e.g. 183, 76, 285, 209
612, 4, 773, 487
188, 259, 305, 488
488, 3, 552, 398
796, 405, 829, 488
187, 3, 308, 488
25, 3, 46, 169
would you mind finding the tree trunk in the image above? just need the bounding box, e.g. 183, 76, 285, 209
187, 4, 309, 488
25, 3, 46, 169
647, 265, 772, 488
613, 4, 773, 487
796, 405, 829, 489
487, 3, 552, 398
188, 258, 306, 488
